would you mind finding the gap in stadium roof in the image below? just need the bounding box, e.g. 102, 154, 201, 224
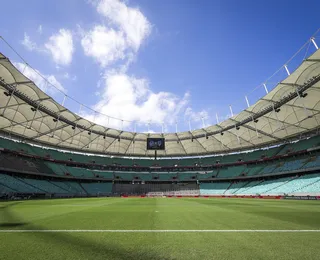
0, 31, 320, 158
0, 30, 319, 135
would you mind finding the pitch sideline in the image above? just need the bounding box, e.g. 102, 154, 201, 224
0, 229, 320, 233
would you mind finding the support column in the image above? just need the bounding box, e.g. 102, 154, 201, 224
61, 95, 67, 106
201, 117, 205, 128
216, 113, 219, 124
263, 83, 269, 94
284, 65, 290, 76
245, 96, 250, 107
311, 37, 318, 50
229, 105, 234, 117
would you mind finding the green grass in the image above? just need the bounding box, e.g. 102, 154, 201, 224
0, 197, 320, 260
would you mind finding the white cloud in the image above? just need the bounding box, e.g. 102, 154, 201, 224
81, 26, 126, 67
63, 72, 77, 81
14, 62, 66, 96
96, 0, 151, 50
81, 0, 151, 68
81, 72, 190, 130
21, 33, 38, 51
78, 0, 207, 132
185, 107, 209, 122
184, 107, 209, 129
45, 29, 74, 66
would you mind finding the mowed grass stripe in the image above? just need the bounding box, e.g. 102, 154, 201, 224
1, 198, 320, 260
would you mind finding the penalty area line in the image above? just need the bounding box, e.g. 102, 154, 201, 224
0, 230, 320, 233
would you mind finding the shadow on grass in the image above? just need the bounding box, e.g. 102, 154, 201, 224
0, 202, 172, 260
0, 202, 28, 227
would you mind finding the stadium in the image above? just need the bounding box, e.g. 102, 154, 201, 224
1, 1, 320, 260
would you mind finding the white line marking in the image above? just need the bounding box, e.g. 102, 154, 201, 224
0, 230, 320, 233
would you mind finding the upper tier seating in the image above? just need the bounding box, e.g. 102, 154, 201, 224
1, 135, 319, 168
302, 156, 320, 169
218, 165, 248, 178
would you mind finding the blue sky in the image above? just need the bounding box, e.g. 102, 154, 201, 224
0, 0, 319, 133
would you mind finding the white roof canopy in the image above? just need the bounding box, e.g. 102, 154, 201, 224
0, 50, 320, 157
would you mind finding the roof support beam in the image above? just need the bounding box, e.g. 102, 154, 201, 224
15, 80, 33, 85
0, 113, 47, 130
104, 137, 117, 153
230, 118, 281, 141
27, 122, 71, 141
176, 133, 189, 156
260, 99, 313, 130
1, 73, 319, 143
123, 139, 133, 156
80, 134, 100, 150
55, 126, 85, 146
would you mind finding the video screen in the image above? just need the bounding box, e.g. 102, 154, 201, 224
146, 138, 165, 150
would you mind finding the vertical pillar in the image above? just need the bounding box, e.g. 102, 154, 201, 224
263, 83, 269, 94
188, 120, 192, 132
245, 96, 250, 107
61, 95, 67, 106
311, 37, 318, 50
22, 63, 28, 74
201, 117, 205, 128
229, 105, 234, 117
216, 113, 219, 124
284, 65, 290, 76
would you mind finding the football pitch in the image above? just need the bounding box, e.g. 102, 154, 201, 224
0, 198, 320, 260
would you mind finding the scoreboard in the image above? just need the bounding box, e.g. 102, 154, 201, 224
146, 138, 165, 150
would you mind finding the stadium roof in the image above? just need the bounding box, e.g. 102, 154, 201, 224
0, 50, 320, 157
